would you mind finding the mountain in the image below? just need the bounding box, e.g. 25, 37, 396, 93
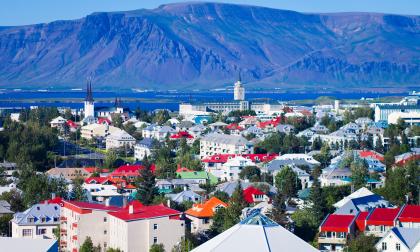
0, 2, 419, 90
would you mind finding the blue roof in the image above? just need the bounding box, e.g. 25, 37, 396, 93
392, 227, 420, 250
240, 211, 279, 227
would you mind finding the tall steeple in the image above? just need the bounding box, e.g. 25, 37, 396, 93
234, 71, 245, 101
85, 77, 94, 102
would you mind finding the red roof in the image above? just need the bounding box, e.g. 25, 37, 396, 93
66, 120, 78, 128
355, 211, 369, 231
85, 177, 112, 184
98, 117, 112, 125
64, 201, 122, 212
243, 186, 266, 204
366, 208, 401, 226
358, 150, 384, 162
398, 205, 420, 223
321, 214, 356, 233
202, 153, 278, 163
84, 167, 110, 174
257, 117, 283, 129
125, 184, 136, 189
226, 123, 244, 131
108, 201, 181, 221
395, 154, 420, 166
170, 131, 193, 139
41, 197, 64, 205
110, 164, 156, 177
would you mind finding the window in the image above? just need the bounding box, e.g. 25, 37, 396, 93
396, 243, 401, 251
37, 229, 46, 235
382, 242, 387, 250
22, 229, 32, 237
27, 217, 34, 223
53, 217, 59, 222
40, 217, 46, 223
104, 230, 107, 235
153, 237, 158, 244
103, 217, 107, 222
153, 224, 158, 230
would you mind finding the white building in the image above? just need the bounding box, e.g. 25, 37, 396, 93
81, 123, 121, 140
388, 112, 420, 125
200, 133, 254, 159
234, 77, 245, 101
134, 138, 154, 161
105, 130, 136, 150
219, 156, 257, 181
84, 80, 95, 118
375, 227, 420, 252
61, 200, 184, 252
50, 116, 67, 128
12, 202, 60, 239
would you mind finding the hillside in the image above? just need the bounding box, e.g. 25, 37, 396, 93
0, 2, 419, 90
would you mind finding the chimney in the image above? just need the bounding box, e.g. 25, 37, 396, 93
105, 198, 110, 207
167, 199, 171, 208
122, 197, 127, 208
129, 205, 134, 214
51, 193, 56, 200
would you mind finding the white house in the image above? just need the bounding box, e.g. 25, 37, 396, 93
219, 156, 257, 181
50, 116, 67, 128
105, 130, 136, 150
12, 202, 61, 239
200, 133, 254, 159
375, 227, 420, 252
134, 138, 154, 161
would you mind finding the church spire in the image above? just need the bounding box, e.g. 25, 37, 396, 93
85, 77, 94, 102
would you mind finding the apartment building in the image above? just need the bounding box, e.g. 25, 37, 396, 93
105, 130, 136, 150
60, 200, 184, 252
199, 133, 254, 159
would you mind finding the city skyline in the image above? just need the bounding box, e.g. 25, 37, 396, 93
1, 0, 420, 26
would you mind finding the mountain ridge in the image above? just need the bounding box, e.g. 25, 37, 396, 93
0, 2, 419, 90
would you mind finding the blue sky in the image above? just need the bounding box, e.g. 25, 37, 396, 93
1, 0, 419, 26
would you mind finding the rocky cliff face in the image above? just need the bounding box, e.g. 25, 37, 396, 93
0, 2, 419, 89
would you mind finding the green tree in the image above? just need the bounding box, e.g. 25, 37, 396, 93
350, 158, 368, 190
269, 191, 288, 227
80, 237, 94, 252
0, 214, 12, 236
150, 243, 165, 252
291, 208, 319, 242
104, 150, 118, 169
136, 156, 157, 205
106, 249, 122, 252
111, 114, 123, 129
239, 166, 261, 182
71, 176, 86, 201
310, 167, 326, 222
0, 189, 25, 212
347, 233, 377, 252
275, 166, 300, 199
213, 191, 230, 203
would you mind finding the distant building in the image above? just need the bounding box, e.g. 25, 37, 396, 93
200, 133, 254, 159
234, 76, 245, 101
12, 201, 61, 239
84, 79, 95, 118
105, 130, 136, 150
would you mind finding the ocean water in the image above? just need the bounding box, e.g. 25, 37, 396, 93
0, 90, 406, 111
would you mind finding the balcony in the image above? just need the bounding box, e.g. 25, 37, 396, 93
60, 217, 67, 222
60, 229, 67, 234
318, 237, 347, 245
72, 235, 78, 241
72, 223, 78, 228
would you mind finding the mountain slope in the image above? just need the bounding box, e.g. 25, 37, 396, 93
0, 2, 419, 89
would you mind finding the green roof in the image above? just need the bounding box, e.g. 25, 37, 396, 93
176, 171, 218, 185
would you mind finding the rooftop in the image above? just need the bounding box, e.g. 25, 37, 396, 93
321, 214, 356, 232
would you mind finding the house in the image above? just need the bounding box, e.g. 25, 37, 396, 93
110, 164, 155, 182
50, 116, 67, 128
364, 207, 402, 237
192, 212, 318, 252
273, 154, 320, 167
215, 180, 277, 197
318, 214, 357, 252
226, 123, 244, 135
333, 187, 389, 212
46, 168, 91, 180
0, 237, 58, 252
276, 124, 295, 134
105, 130, 136, 150
81, 123, 121, 140
200, 133, 254, 159
170, 131, 194, 140
202, 153, 278, 172
185, 197, 228, 234
142, 125, 176, 141
218, 156, 257, 181
176, 171, 218, 185
167, 190, 203, 204
242, 186, 269, 204
176, 121, 194, 131
397, 205, 420, 228
320, 166, 352, 187
188, 124, 207, 138
271, 165, 311, 189
12, 201, 61, 239
0, 200, 13, 217
375, 227, 420, 252
134, 138, 155, 161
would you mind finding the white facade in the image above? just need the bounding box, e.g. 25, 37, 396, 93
219, 156, 256, 181
134, 145, 152, 161
388, 112, 420, 125
108, 214, 184, 252
84, 100, 95, 118
375, 228, 420, 252
105, 130, 136, 150
81, 124, 121, 140
200, 133, 254, 159
234, 79, 245, 101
